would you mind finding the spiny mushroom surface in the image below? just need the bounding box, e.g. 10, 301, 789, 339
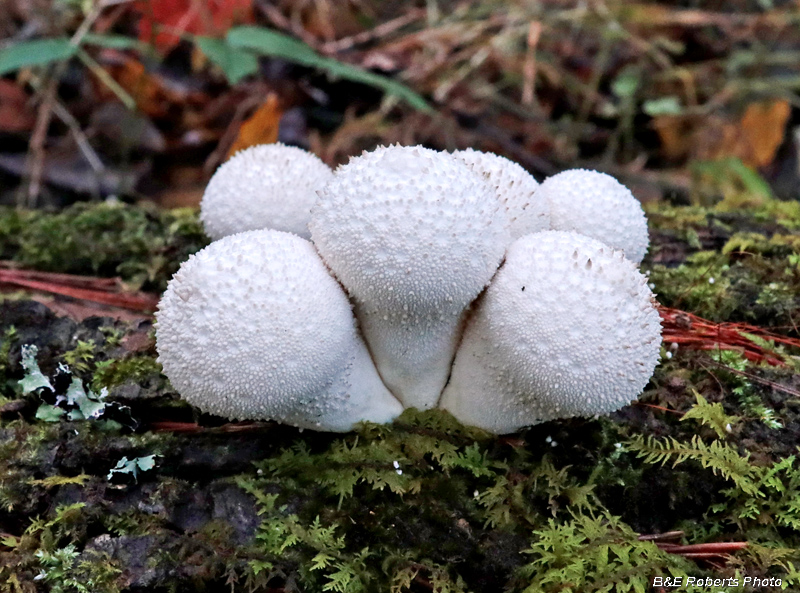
439, 230, 662, 434
309, 145, 510, 410
534, 169, 649, 263
454, 148, 549, 239
155, 229, 402, 432
161, 144, 662, 433
200, 143, 333, 241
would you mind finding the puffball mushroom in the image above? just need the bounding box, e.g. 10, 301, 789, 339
155, 229, 403, 432
199, 143, 333, 241
439, 231, 662, 434
535, 169, 649, 264
310, 145, 510, 410
454, 148, 549, 239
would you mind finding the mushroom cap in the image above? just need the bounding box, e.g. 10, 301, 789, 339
535, 169, 649, 264
310, 145, 509, 309
155, 229, 402, 431
439, 230, 662, 434
199, 143, 333, 241
309, 144, 510, 409
454, 148, 549, 239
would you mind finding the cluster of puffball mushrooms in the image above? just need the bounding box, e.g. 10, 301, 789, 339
155, 143, 662, 434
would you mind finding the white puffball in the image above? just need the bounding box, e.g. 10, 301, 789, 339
536, 169, 649, 263
310, 145, 509, 410
439, 231, 662, 434
200, 143, 333, 240
155, 229, 402, 432
454, 148, 549, 239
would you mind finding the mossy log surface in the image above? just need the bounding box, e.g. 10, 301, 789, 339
1, 198, 799, 593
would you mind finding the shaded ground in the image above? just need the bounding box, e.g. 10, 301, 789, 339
0, 196, 799, 592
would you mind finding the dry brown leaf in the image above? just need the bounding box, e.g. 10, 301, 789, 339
101, 58, 178, 118
738, 99, 790, 168
225, 94, 282, 159
27, 295, 153, 322
0, 80, 35, 133
653, 99, 790, 168
651, 115, 696, 162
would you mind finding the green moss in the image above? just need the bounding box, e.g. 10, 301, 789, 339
98, 326, 124, 348
0, 325, 18, 399
518, 511, 700, 593
644, 203, 709, 227
226, 405, 800, 591
647, 225, 800, 329
649, 250, 737, 319
32, 545, 122, 593
715, 192, 800, 231
0, 203, 208, 292
62, 341, 97, 374
92, 356, 161, 391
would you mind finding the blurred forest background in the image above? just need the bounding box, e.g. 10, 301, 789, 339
2, 0, 800, 209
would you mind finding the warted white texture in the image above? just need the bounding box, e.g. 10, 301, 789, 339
454, 148, 549, 239
309, 145, 510, 410
200, 143, 333, 240
155, 229, 402, 432
439, 231, 662, 434
535, 169, 649, 263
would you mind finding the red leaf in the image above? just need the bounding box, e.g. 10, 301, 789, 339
136, 0, 254, 53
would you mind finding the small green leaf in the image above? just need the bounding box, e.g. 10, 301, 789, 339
108, 456, 131, 480
227, 26, 431, 112
0, 38, 76, 75
65, 376, 107, 419
108, 454, 158, 481
195, 37, 259, 85
643, 96, 683, 116
227, 26, 317, 62
611, 70, 639, 99
726, 157, 774, 199
135, 454, 158, 472
78, 397, 106, 419
35, 404, 65, 423
65, 376, 87, 407
19, 345, 53, 394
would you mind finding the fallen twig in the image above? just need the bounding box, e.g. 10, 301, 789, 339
320, 8, 426, 54
654, 541, 748, 554
0, 267, 158, 312
255, 0, 322, 50
149, 421, 271, 433
0, 263, 119, 289
22, 73, 59, 207
638, 534, 748, 565
659, 305, 800, 366
702, 359, 800, 399
638, 530, 684, 542
633, 402, 684, 415
522, 21, 542, 106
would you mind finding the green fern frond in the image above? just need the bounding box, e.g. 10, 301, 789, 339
520, 511, 688, 593
681, 391, 738, 439
627, 434, 759, 494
